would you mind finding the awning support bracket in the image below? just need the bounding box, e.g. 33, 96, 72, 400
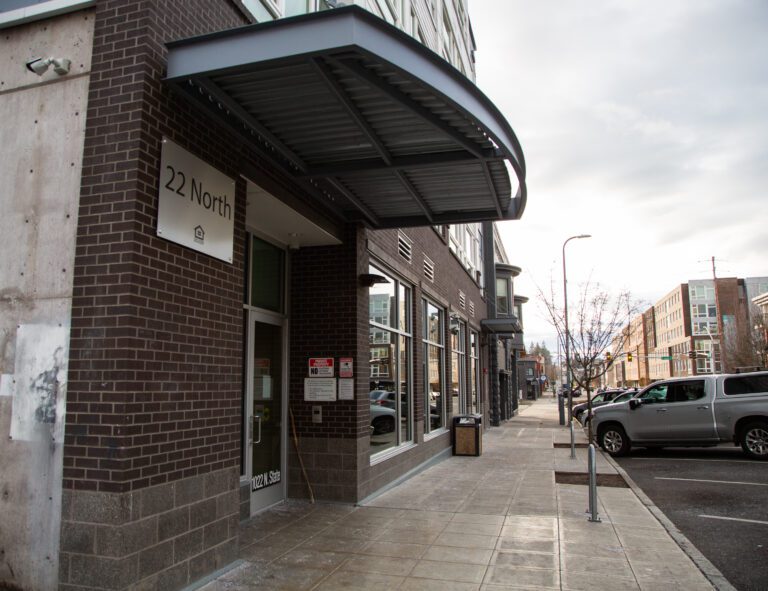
333, 56, 485, 160
324, 177, 381, 226
481, 161, 503, 217
312, 56, 434, 223
194, 77, 309, 174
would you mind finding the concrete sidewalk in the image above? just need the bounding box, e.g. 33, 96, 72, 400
198, 398, 716, 590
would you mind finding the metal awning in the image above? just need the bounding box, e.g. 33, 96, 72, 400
482, 317, 523, 334
165, 6, 526, 229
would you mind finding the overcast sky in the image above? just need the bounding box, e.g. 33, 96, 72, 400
469, 0, 768, 353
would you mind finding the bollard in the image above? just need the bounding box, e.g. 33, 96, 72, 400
558, 395, 565, 425
587, 443, 601, 522
569, 420, 576, 459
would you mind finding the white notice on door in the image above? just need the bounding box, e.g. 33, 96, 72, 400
254, 375, 272, 400
304, 378, 336, 401
338, 378, 354, 400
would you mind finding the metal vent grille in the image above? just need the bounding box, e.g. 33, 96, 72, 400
398, 232, 412, 263
469, 300, 475, 317
423, 256, 435, 282
459, 291, 466, 309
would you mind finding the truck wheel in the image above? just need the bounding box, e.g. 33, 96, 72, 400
740, 421, 768, 460
598, 425, 631, 457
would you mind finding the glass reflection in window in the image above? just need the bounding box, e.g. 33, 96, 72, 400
368, 266, 412, 457
423, 299, 445, 434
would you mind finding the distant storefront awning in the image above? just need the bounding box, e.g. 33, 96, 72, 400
165, 6, 526, 229
482, 317, 524, 350
481, 317, 522, 335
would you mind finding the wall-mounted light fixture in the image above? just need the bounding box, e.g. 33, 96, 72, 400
26, 57, 71, 76
359, 273, 389, 287
449, 313, 461, 335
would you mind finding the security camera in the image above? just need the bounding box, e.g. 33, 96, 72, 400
25, 57, 71, 76
26, 57, 49, 75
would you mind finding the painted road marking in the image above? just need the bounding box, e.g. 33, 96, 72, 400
630, 457, 759, 465
656, 477, 768, 486
699, 515, 768, 526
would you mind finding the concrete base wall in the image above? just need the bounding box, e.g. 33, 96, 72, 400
59, 466, 239, 591
0, 10, 94, 591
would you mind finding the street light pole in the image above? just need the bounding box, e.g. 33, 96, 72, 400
562, 234, 591, 424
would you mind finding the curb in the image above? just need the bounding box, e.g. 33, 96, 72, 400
604, 453, 737, 591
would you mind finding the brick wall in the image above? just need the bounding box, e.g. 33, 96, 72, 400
284, 223, 489, 503
66, 0, 250, 495
61, 1, 257, 588
286, 224, 367, 502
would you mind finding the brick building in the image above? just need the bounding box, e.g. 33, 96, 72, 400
606, 277, 768, 388
0, 1, 527, 589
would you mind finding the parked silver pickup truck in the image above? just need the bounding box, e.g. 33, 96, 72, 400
592, 372, 768, 460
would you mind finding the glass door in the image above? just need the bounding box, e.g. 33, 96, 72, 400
246, 312, 286, 514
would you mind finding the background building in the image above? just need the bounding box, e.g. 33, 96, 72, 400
606, 276, 768, 388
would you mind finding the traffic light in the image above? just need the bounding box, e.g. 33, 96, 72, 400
605, 352, 613, 365
627, 353, 633, 362
688, 350, 696, 359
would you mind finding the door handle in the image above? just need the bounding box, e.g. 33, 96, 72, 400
697, 405, 709, 410
253, 415, 262, 444
656, 408, 668, 412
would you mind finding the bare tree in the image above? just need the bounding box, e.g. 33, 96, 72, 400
540, 280, 642, 441
725, 305, 768, 370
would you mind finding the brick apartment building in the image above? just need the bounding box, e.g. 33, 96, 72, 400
606, 277, 768, 388
0, 1, 528, 589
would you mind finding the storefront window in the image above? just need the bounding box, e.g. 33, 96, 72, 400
424, 300, 445, 434
470, 330, 480, 415
451, 319, 466, 416
369, 265, 412, 456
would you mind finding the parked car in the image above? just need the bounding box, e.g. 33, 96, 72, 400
370, 403, 396, 435
370, 389, 395, 409
573, 389, 627, 423
370, 389, 410, 418
609, 390, 637, 404
558, 386, 582, 398
591, 372, 768, 459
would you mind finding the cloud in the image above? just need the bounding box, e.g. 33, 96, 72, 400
471, 0, 768, 350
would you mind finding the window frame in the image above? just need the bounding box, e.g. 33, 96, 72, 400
368, 264, 413, 459
423, 298, 447, 437
451, 317, 467, 416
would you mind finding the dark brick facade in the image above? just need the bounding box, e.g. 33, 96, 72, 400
60, 1, 258, 588
281, 223, 489, 503
65, 0, 254, 496
55, 1, 495, 587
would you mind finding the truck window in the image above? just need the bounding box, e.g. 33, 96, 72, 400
668, 380, 706, 402
723, 375, 768, 395
641, 384, 668, 403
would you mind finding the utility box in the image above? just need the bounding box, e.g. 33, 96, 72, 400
452, 414, 482, 456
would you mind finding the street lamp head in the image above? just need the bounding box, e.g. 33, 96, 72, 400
563, 234, 592, 247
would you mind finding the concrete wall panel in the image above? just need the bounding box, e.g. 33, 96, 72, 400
1, 78, 87, 299
0, 9, 92, 591
0, 10, 93, 92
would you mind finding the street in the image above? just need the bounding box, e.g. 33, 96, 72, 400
615, 445, 768, 591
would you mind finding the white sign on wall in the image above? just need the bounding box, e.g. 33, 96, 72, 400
157, 138, 236, 263
304, 378, 337, 401
338, 378, 354, 400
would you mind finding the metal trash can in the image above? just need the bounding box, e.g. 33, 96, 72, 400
452, 414, 482, 456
